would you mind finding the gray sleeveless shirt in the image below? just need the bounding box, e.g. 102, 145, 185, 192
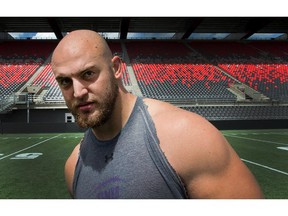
73, 97, 188, 199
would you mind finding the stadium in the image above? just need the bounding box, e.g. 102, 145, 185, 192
0, 17, 287, 199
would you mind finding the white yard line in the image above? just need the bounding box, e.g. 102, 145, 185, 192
223, 133, 288, 175
223, 134, 288, 146
242, 159, 288, 176
0, 134, 61, 160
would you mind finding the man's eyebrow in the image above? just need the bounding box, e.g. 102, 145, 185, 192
55, 76, 67, 81
81, 65, 97, 73
54, 65, 97, 80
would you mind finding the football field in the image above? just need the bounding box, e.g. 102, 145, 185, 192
0, 129, 287, 199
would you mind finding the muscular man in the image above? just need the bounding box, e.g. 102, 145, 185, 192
51, 30, 264, 199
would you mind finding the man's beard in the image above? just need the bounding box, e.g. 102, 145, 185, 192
69, 80, 119, 129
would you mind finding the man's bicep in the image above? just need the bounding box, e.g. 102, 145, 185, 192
185, 143, 264, 198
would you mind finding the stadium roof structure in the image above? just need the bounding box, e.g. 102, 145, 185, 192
1, 17, 288, 40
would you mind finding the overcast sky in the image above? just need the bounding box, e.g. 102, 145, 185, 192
8, 31, 285, 40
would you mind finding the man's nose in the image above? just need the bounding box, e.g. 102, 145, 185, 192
73, 80, 88, 98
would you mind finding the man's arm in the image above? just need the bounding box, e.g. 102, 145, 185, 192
149, 100, 264, 198
180, 119, 264, 198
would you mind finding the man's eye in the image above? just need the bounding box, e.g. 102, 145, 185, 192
58, 78, 71, 87
82, 71, 94, 79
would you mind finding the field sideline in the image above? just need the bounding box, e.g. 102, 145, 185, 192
0, 129, 287, 199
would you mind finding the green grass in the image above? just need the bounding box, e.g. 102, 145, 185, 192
0, 129, 287, 199
0, 133, 82, 199
222, 129, 288, 199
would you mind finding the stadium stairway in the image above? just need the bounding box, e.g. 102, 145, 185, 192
184, 42, 271, 103
120, 41, 143, 96
12, 55, 53, 105
0, 55, 53, 112
17, 55, 52, 94
215, 66, 271, 102
0, 96, 14, 114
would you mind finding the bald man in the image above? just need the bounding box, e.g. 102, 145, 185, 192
51, 30, 264, 199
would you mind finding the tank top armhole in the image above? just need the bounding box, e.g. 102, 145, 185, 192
138, 98, 189, 199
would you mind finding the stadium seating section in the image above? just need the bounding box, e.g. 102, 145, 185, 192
189, 41, 288, 101
125, 41, 236, 101
1, 39, 288, 120
0, 41, 57, 98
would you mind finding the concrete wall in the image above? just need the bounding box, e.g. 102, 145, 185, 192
0, 108, 85, 133
0, 122, 85, 133
0, 109, 69, 123
0, 108, 287, 133
211, 119, 288, 130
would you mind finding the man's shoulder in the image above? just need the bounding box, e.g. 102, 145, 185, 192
142, 97, 210, 131
145, 97, 229, 149
142, 97, 222, 153
142, 98, 230, 176
143, 97, 189, 117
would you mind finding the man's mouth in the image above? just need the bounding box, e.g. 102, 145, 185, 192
77, 102, 95, 112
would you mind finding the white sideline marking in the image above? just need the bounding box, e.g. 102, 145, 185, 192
0, 134, 61, 160
277, 147, 288, 151
223, 134, 288, 146
242, 159, 288, 176
10, 153, 43, 160
225, 134, 288, 175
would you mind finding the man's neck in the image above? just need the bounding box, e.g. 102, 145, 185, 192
91, 93, 137, 141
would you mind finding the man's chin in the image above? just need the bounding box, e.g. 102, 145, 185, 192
75, 113, 105, 128
76, 119, 95, 129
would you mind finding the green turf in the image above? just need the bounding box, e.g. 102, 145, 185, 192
0, 129, 287, 199
222, 129, 288, 199
0, 133, 82, 199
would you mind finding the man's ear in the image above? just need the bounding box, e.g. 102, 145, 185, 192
112, 56, 122, 79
